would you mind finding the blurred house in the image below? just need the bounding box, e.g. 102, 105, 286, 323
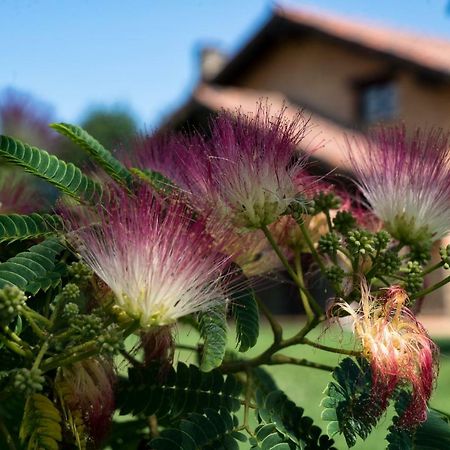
163, 5, 450, 315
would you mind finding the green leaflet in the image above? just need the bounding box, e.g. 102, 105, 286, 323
19, 393, 62, 450
232, 285, 259, 352
0, 134, 101, 202
0, 213, 62, 243
150, 408, 246, 450
386, 392, 450, 449
198, 303, 228, 372
118, 362, 242, 422
51, 123, 133, 188
130, 167, 175, 193
0, 238, 65, 293
321, 357, 383, 448
254, 389, 336, 450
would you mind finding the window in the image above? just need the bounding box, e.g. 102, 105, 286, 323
359, 80, 398, 124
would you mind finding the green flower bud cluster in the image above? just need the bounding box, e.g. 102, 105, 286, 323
374, 231, 391, 251
325, 265, 346, 284
311, 192, 341, 214
13, 368, 45, 396
62, 302, 79, 319
440, 244, 450, 270
69, 314, 104, 340
405, 261, 423, 294
347, 230, 376, 256
98, 325, 124, 355
376, 251, 401, 277
332, 210, 356, 234
0, 285, 26, 326
61, 283, 80, 302
284, 196, 308, 221
318, 232, 341, 255
408, 241, 432, 265
68, 261, 93, 285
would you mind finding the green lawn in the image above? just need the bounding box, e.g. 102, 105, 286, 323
174, 320, 450, 450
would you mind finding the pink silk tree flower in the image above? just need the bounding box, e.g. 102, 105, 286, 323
62, 185, 230, 328
349, 127, 450, 244
176, 104, 309, 229
339, 284, 439, 428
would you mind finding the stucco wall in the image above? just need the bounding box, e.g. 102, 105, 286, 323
237, 35, 450, 130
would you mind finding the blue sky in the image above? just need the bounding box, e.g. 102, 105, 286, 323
1, 0, 449, 128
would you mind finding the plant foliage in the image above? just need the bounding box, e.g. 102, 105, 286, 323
0, 213, 62, 243
0, 237, 65, 293
150, 408, 246, 450
0, 134, 101, 202
51, 122, 133, 188
198, 303, 228, 372
118, 362, 242, 421
253, 389, 336, 449
19, 393, 62, 450
321, 357, 382, 448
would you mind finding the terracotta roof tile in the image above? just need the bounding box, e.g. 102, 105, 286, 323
276, 5, 450, 76
193, 83, 364, 171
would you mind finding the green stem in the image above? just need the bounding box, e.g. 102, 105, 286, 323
410, 275, 450, 300
22, 305, 51, 327
255, 295, 283, 345
261, 224, 300, 284
2, 326, 31, 351
32, 341, 49, 370
0, 333, 32, 359
298, 221, 327, 273
324, 210, 333, 232
302, 337, 361, 356
421, 260, 444, 277
294, 251, 322, 319
22, 311, 47, 340
41, 319, 141, 372
268, 354, 334, 372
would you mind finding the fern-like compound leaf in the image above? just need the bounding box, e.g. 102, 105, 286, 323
198, 303, 228, 372
321, 357, 383, 448
0, 237, 65, 293
256, 389, 336, 449
386, 392, 450, 449
0, 213, 62, 243
118, 362, 242, 423
19, 393, 62, 450
150, 408, 246, 450
0, 134, 102, 202
232, 285, 259, 352
51, 123, 133, 188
